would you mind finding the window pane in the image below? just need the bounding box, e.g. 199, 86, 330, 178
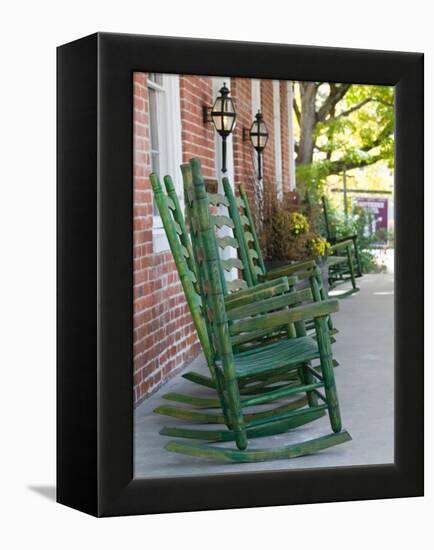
148, 86, 161, 216
148, 88, 159, 156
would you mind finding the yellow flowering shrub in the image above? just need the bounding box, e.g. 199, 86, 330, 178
289, 212, 309, 236
261, 187, 331, 263
309, 236, 331, 257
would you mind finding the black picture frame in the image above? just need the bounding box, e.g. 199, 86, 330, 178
57, 32, 424, 517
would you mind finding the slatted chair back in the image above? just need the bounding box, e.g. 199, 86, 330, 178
225, 181, 267, 285
189, 158, 248, 450
181, 164, 253, 294
163, 175, 200, 295
149, 173, 214, 372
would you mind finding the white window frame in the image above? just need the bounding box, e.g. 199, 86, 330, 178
251, 79, 261, 114
273, 80, 283, 198
286, 81, 297, 191
148, 73, 183, 253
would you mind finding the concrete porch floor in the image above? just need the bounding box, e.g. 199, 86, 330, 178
134, 273, 394, 478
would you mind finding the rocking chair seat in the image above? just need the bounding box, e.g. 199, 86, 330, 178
216, 336, 320, 379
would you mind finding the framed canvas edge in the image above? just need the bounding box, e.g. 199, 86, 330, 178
57, 32, 424, 518
57, 33, 99, 516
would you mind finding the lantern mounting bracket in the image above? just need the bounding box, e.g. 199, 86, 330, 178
202, 105, 212, 124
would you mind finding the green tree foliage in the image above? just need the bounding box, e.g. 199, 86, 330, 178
293, 82, 394, 194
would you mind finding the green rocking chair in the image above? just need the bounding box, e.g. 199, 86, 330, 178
322, 195, 362, 294
150, 173, 313, 425
159, 158, 351, 462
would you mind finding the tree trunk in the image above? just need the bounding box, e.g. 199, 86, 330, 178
297, 82, 317, 166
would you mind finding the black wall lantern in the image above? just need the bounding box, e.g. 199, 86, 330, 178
203, 83, 237, 173
244, 110, 269, 181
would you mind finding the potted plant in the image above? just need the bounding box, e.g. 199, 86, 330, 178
260, 190, 331, 291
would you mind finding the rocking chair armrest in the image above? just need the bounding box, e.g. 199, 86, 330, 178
229, 299, 339, 335
291, 268, 316, 281
329, 239, 354, 253
224, 277, 293, 311
264, 259, 317, 280
330, 234, 358, 245
227, 288, 313, 321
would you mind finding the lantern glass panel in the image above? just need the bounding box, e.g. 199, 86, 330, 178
211, 97, 223, 130
223, 98, 235, 113
250, 122, 260, 148
212, 97, 223, 112
212, 114, 223, 131
259, 134, 268, 148
222, 114, 236, 132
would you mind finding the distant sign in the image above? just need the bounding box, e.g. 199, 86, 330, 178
354, 197, 388, 244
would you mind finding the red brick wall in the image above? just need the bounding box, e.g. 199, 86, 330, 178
133, 73, 200, 405
180, 76, 215, 178
260, 80, 276, 196
280, 81, 290, 193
